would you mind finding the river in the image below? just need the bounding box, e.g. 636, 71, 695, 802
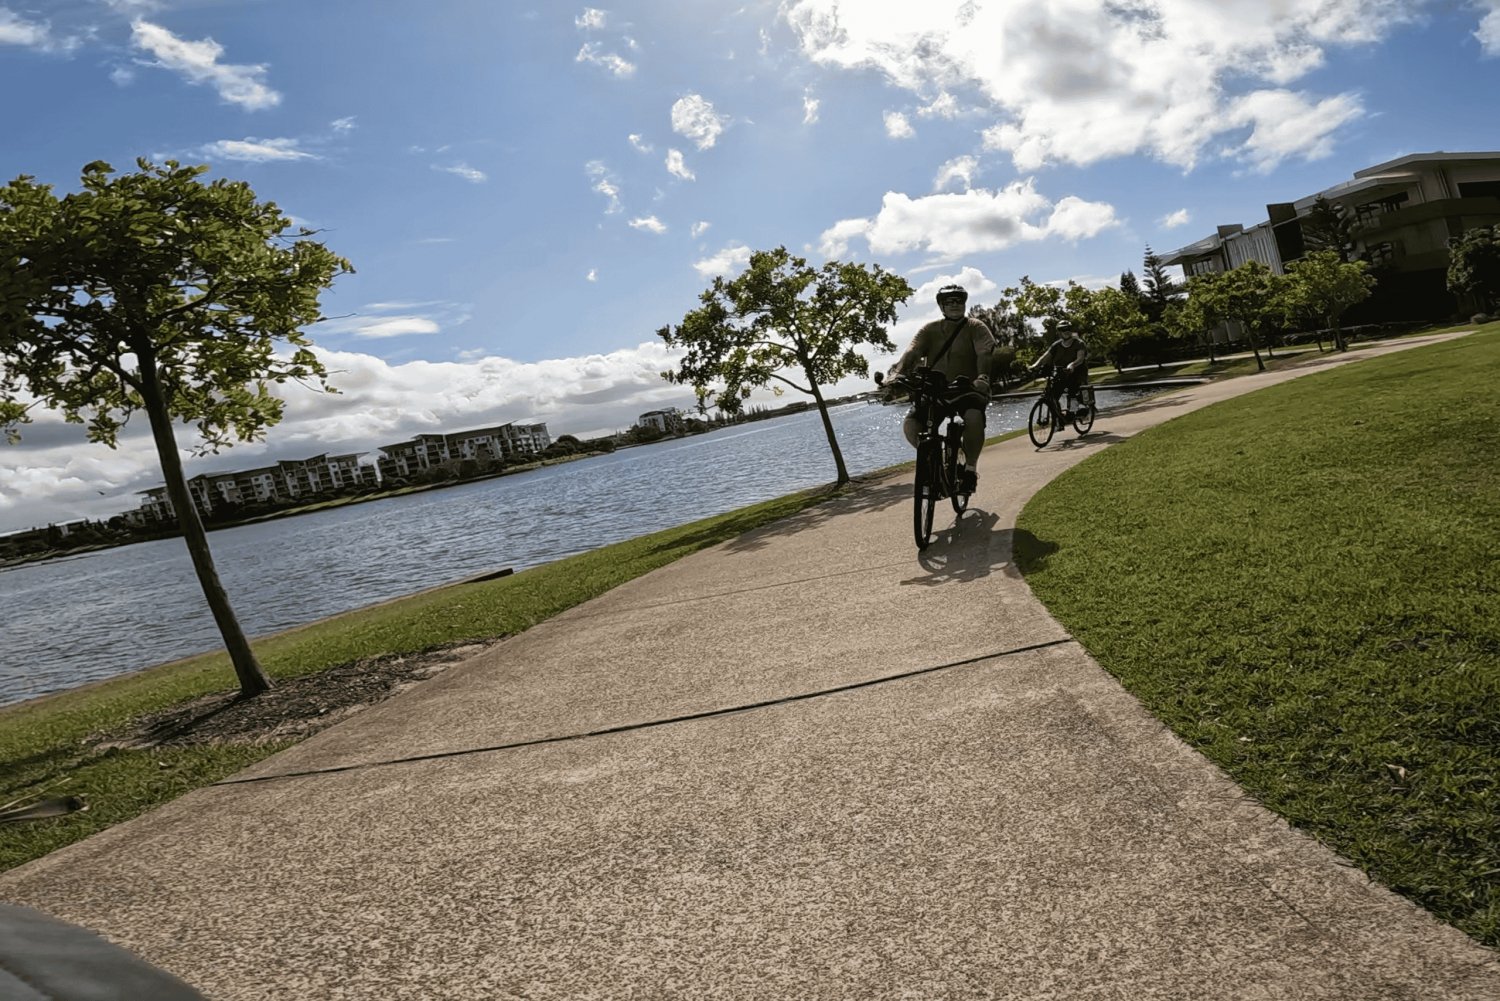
0, 388, 1153, 706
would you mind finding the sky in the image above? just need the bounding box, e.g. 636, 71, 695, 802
2, 0, 1499, 533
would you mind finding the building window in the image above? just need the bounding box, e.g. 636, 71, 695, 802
1458, 180, 1500, 199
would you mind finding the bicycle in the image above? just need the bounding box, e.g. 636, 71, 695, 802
1026, 367, 1095, 448
875, 367, 982, 550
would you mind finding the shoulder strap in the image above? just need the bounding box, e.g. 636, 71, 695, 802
929, 318, 968, 367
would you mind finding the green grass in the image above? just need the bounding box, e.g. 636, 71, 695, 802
1016, 330, 1500, 945
0, 483, 845, 871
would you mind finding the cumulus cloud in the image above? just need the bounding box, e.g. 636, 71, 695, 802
691, 220, 711, 238
1480, 1, 1500, 55
883, 111, 914, 139
0, 341, 697, 533
782, 0, 1407, 171
671, 94, 727, 149
803, 93, 821, 124
576, 41, 635, 77
1227, 89, 1363, 172
933, 155, 979, 192
585, 160, 622, 213
1160, 208, 1192, 228
665, 148, 695, 180
0, 8, 79, 52
576, 7, 608, 29
629, 215, 667, 233
434, 162, 488, 182
586, 268, 598, 281
131, 19, 280, 109
628, 133, 653, 152
197, 137, 317, 162
818, 179, 1117, 260
693, 243, 752, 278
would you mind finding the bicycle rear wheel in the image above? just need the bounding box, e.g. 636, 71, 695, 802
913, 439, 938, 549
1027, 399, 1056, 448
1073, 387, 1095, 435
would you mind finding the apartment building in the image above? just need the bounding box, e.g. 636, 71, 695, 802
376, 422, 551, 480
1162, 151, 1500, 321
636, 408, 684, 433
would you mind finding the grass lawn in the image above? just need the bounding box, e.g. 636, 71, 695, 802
0, 483, 845, 871
1016, 330, 1499, 946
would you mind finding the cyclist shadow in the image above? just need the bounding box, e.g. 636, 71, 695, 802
901, 509, 1008, 585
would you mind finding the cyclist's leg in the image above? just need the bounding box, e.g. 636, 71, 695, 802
902, 407, 920, 448
961, 406, 986, 466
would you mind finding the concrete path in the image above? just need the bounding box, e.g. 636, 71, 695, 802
3, 333, 1496, 1000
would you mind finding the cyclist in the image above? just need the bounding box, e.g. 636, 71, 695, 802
884, 284, 994, 493
1027, 318, 1089, 419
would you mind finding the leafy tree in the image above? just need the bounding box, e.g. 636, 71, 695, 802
1119, 269, 1143, 307
1003, 275, 1065, 352
0, 160, 351, 697
1281, 250, 1376, 352
1163, 297, 1216, 363
1141, 245, 1182, 322
1185, 262, 1284, 372
967, 299, 1025, 347
1447, 224, 1500, 313
1300, 195, 1358, 263
1064, 282, 1151, 373
657, 246, 911, 485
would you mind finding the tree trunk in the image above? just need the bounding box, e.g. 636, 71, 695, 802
1246, 328, 1266, 371
1331, 318, 1348, 352
800, 359, 849, 486
136, 343, 272, 698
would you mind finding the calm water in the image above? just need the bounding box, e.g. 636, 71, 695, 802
0, 389, 1151, 705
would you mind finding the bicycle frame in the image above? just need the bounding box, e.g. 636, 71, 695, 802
884, 367, 976, 549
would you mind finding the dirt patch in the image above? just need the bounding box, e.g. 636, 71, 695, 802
92, 643, 493, 750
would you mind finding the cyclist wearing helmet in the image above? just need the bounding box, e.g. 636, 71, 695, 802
1028, 318, 1089, 417
885, 283, 995, 493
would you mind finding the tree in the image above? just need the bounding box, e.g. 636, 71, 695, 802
1003, 275, 1065, 361
1064, 282, 1151, 372
1300, 195, 1358, 263
658, 246, 911, 485
1119, 269, 1143, 306
1162, 297, 1216, 364
1447, 225, 1500, 313
1141, 246, 1182, 322
0, 160, 351, 697
1185, 262, 1284, 372
1282, 250, 1376, 352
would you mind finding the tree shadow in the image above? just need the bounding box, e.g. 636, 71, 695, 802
1011, 527, 1060, 575
1099, 395, 1193, 417
1043, 431, 1130, 451
713, 478, 912, 555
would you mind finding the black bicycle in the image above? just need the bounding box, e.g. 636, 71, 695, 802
1027, 367, 1095, 448
876, 367, 981, 550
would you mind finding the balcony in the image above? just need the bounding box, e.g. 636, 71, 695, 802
1355, 196, 1500, 239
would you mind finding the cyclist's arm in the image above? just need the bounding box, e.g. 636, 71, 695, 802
1067, 342, 1088, 372
971, 320, 995, 395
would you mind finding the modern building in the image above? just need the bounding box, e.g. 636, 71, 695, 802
375, 422, 552, 480
1162, 151, 1500, 321
636, 408, 685, 433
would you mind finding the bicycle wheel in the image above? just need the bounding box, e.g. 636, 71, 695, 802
913, 439, 938, 549
1027, 398, 1056, 448
1072, 387, 1096, 435
946, 432, 969, 514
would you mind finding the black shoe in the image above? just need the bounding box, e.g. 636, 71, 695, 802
959, 468, 978, 494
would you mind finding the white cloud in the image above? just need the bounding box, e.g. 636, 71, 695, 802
783, 0, 1409, 171
344, 316, 442, 339
0, 8, 78, 52
665, 148, 695, 180
628, 133, 653, 152
671, 94, 727, 150
803, 93, 820, 124
933, 155, 979, 192
629, 215, 667, 234
1160, 208, 1192, 228
331, 116, 356, 132
0, 341, 699, 533
1227, 89, 1363, 172
131, 19, 280, 110
587, 268, 598, 281
883, 111, 913, 139
691, 220, 711, 238
197, 138, 317, 162
585, 160, 622, 213
693, 243, 752, 278
576, 41, 635, 77
434, 163, 488, 182
576, 8, 608, 30
1480, 2, 1500, 55
918, 92, 959, 119
818, 179, 1118, 261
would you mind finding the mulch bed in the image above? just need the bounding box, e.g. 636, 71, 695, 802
91, 643, 492, 750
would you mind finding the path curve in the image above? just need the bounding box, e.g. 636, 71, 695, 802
3, 333, 1496, 1000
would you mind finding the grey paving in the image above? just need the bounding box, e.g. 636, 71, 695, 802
3, 334, 1497, 1000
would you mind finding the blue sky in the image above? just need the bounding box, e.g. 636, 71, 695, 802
2, 0, 1499, 532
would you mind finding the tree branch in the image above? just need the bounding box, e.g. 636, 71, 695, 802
768, 372, 811, 394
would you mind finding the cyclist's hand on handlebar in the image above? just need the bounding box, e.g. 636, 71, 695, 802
974, 375, 990, 396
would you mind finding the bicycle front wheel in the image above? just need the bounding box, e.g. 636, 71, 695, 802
1073, 387, 1096, 435
946, 434, 969, 514
913, 439, 938, 549
1027, 399, 1056, 448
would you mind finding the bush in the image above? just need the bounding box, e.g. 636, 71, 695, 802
1471, 313, 1495, 325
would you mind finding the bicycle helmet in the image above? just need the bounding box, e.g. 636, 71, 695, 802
1056, 317, 1077, 333
935, 284, 968, 306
